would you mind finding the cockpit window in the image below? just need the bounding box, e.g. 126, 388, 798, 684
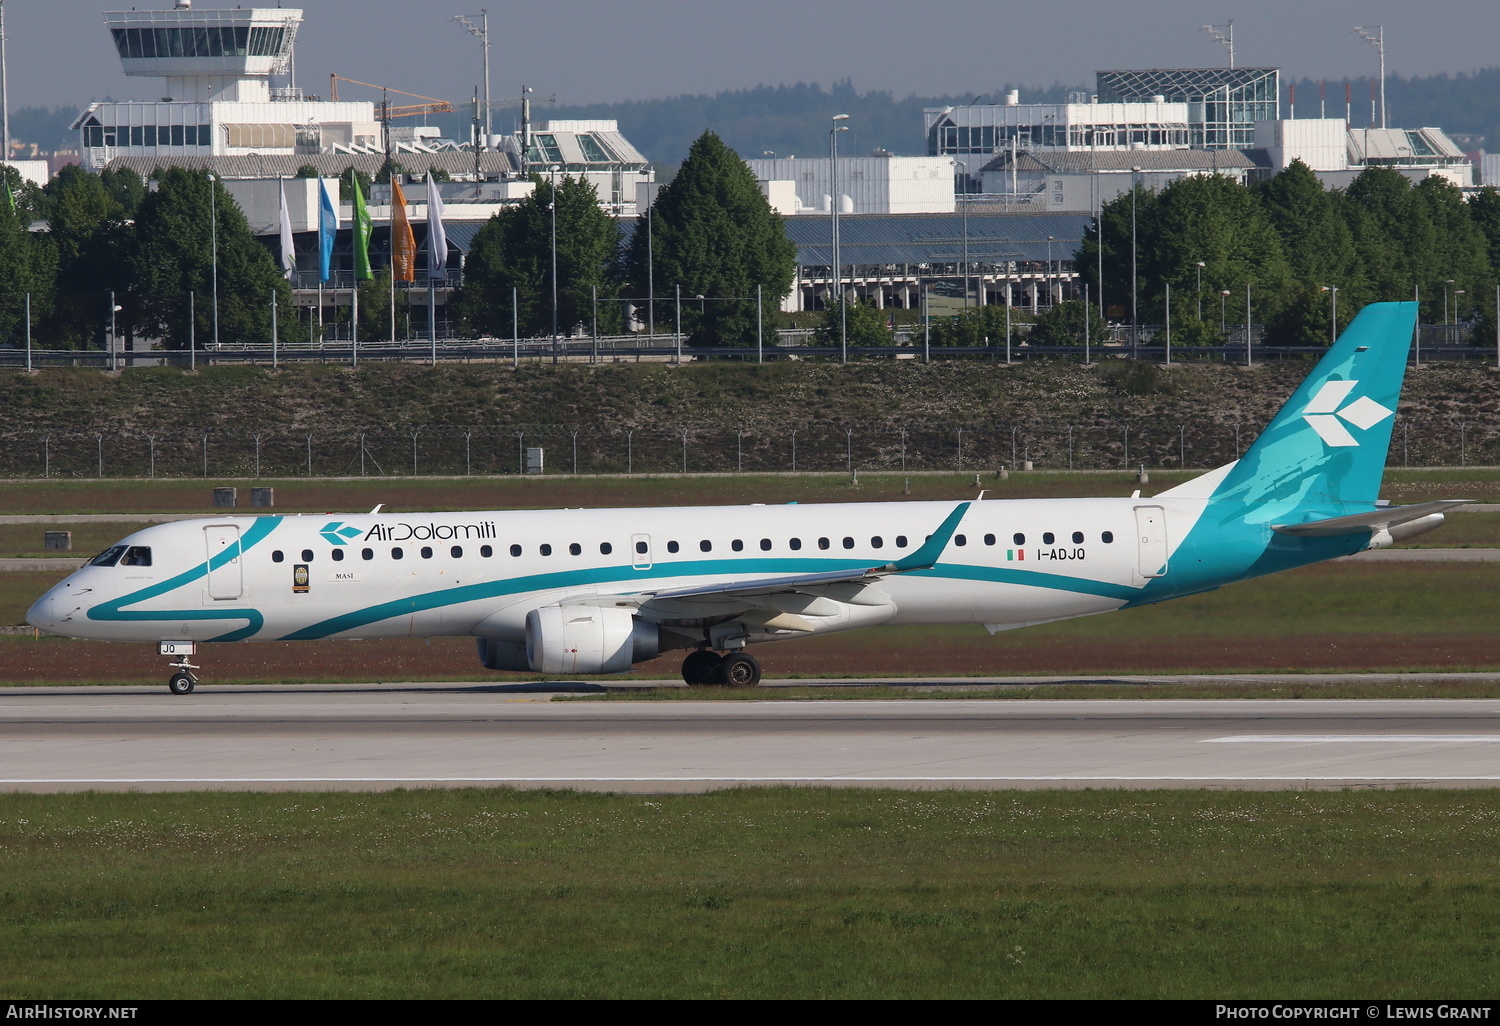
120, 546, 152, 567
89, 545, 127, 567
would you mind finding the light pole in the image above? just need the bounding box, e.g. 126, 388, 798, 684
830, 113, 850, 363
1220, 289, 1230, 338
951, 158, 969, 309
207, 172, 219, 347
638, 168, 653, 338
1195, 261, 1205, 321
1320, 285, 1339, 345
548, 165, 560, 363
1046, 235, 1054, 309
1130, 166, 1141, 356
453, 11, 491, 147
1443, 279, 1456, 342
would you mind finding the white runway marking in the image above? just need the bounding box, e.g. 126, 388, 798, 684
1206, 735, 1500, 743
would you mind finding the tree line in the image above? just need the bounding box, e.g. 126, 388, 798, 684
1068, 161, 1500, 348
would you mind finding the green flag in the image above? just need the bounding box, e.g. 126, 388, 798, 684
3, 175, 14, 214
351, 175, 373, 280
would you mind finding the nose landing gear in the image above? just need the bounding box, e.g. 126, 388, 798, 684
680, 649, 762, 687
159, 642, 200, 695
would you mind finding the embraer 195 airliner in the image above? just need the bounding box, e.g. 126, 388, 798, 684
28, 302, 1466, 692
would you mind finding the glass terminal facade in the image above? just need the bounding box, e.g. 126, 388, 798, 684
1095, 68, 1280, 150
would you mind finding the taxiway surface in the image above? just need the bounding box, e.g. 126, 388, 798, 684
3, 684, 1500, 792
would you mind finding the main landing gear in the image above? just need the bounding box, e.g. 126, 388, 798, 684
681, 649, 762, 687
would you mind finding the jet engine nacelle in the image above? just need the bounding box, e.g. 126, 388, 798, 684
525, 605, 660, 675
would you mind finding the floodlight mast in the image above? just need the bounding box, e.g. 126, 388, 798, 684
1354, 26, 1386, 129
1202, 20, 1234, 69
453, 11, 491, 148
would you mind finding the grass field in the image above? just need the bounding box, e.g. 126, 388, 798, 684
4, 467, 1500, 515
2, 787, 1498, 999
3, 561, 1498, 685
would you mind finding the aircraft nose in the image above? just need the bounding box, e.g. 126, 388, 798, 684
26, 590, 60, 632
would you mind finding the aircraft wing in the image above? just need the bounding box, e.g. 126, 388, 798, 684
557, 502, 970, 636
636, 501, 969, 603
1271, 500, 1472, 537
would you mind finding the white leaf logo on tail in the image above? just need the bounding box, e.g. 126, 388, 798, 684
1301, 380, 1393, 447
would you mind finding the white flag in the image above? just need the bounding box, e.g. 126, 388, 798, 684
278, 178, 294, 280
426, 172, 447, 276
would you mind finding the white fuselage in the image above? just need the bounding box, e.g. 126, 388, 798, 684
28, 497, 1202, 648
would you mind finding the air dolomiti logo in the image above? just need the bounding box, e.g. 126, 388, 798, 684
1301, 380, 1393, 447
319, 522, 363, 546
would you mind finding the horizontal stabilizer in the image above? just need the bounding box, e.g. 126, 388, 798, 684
1272, 500, 1472, 537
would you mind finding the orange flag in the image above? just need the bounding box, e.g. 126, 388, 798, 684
390, 178, 417, 282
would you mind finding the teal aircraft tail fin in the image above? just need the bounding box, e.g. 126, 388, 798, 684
1203, 301, 1416, 518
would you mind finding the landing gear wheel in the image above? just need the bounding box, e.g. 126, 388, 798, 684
168, 672, 197, 695
681, 650, 723, 686
717, 652, 762, 687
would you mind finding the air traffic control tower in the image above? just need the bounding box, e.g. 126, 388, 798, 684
73, 1, 378, 168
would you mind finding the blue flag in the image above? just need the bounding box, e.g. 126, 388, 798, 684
318, 178, 339, 283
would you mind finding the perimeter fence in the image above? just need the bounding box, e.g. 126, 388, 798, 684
5, 418, 1490, 479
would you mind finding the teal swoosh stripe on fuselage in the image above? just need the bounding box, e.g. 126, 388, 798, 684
278, 555, 1141, 641
87, 517, 283, 642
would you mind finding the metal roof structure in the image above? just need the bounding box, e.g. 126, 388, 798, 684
976, 150, 1255, 175
104, 152, 519, 179
778, 212, 1093, 267
1095, 67, 1279, 149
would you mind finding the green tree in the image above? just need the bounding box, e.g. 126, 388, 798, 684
0, 184, 55, 345
1025, 300, 1109, 347
927, 304, 1032, 347
129, 167, 295, 349
1343, 167, 1435, 306
99, 167, 147, 218
813, 298, 893, 348
622, 131, 796, 348
1077, 181, 1157, 320
1140, 173, 1292, 326
452, 174, 621, 338
43, 164, 131, 349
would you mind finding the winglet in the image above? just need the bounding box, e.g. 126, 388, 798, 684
889, 502, 970, 572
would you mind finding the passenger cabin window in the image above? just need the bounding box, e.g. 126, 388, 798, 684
120, 546, 152, 567
362, 548, 374, 561
271, 550, 285, 564
599, 542, 612, 555
636, 541, 648, 555
1042, 533, 1055, 545
700, 540, 712, 552
1102, 531, 1114, 544
842, 537, 854, 549
89, 545, 128, 567
569, 543, 581, 556
511, 544, 523, 557
954, 534, 967, 547
421, 546, 433, 559
392, 547, 405, 560
871, 536, 883, 549
666, 541, 679, 553
790, 538, 802, 550
760, 539, 772, 551
896, 536, 908, 548
480, 545, 493, 557
331, 549, 345, 562
540, 544, 552, 557
301, 549, 314, 562
732, 540, 744, 552
984, 534, 996, 546
1013, 533, 1026, 545
1072, 532, 1084, 544
819, 538, 830, 550
452, 546, 464, 558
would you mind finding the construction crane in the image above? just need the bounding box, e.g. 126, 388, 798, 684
329, 74, 455, 119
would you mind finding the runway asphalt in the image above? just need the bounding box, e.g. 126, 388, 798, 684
4, 683, 1500, 793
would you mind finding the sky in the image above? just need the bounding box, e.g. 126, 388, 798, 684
7, 0, 1499, 113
